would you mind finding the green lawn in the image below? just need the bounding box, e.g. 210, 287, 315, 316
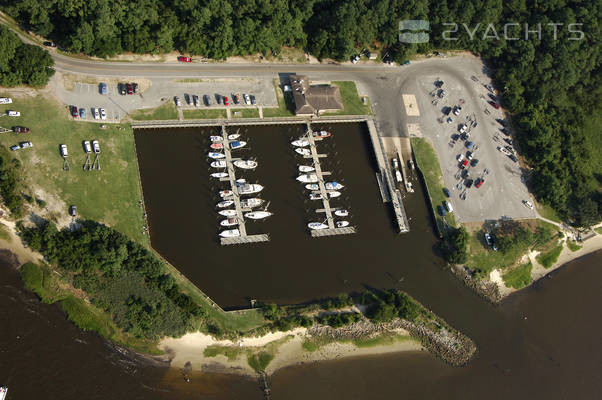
262, 80, 296, 118
536, 202, 562, 223
411, 137, 455, 233
595, 227, 602, 235
502, 262, 533, 289
329, 81, 372, 115
232, 108, 260, 118
352, 334, 415, 348
536, 242, 564, 268
183, 109, 227, 119
0, 94, 148, 245
131, 102, 178, 120
567, 240, 582, 252
0, 223, 11, 242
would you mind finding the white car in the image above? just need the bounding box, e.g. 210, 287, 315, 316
83, 140, 92, 153
0, 97, 12, 104
497, 146, 511, 156
243, 93, 251, 105
7, 111, 20, 117
523, 200, 534, 210
60, 144, 68, 157
93, 108, 100, 120
92, 140, 100, 154
99, 108, 106, 120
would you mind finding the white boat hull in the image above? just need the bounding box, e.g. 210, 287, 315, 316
295, 148, 311, 156
241, 198, 264, 208
233, 160, 257, 169
218, 209, 237, 217
228, 134, 240, 140
336, 221, 350, 228
334, 210, 349, 217
219, 190, 234, 198
305, 183, 319, 190
210, 135, 223, 142
327, 191, 341, 198
220, 218, 239, 227
220, 229, 240, 238
291, 139, 309, 147
244, 211, 273, 220
308, 222, 328, 230
237, 184, 264, 195
325, 182, 344, 190
211, 172, 229, 178
217, 200, 234, 208
297, 174, 318, 183
208, 152, 225, 159
211, 160, 227, 168
298, 165, 315, 173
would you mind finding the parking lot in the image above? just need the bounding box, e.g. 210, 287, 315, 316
52, 74, 277, 122
406, 69, 536, 223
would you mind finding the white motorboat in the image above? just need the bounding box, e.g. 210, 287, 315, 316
325, 181, 344, 190
308, 222, 328, 230
219, 229, 240, 238
298, 165, 315, 173
244, 211, 273, 220
237, 183, 263, 195
220, 217, 239, 227
217, 200, 234, 208
334, 209, 349, 217
233, 160, 258, 169
309, 193, 323, 200
208, 152, 225, 159
219, 190, 234, 198
210, 135, 223, 142
336, 221, 350, 228
291, 139, 309, 147
305, 183, 319, 191
327, 190, 341, 198
0, 387, 7, 400
297, 173, 318, 183
228, 133, 240, 140
210, 143, 224, 150
235, 178, 246, 184
211, 160, 227, 168
295, 148, 311, 156
211, 172, 229, 179
241, 198, 264, 208
313, 130, 331, 139
230, 140, 247, 149
218, 209, 237, 217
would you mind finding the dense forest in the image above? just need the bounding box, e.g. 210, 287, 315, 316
1, 0, 600, 225
0, 24, 54, 87
19, 220, 204, 339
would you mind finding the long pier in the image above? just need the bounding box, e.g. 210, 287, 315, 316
219, 125, 269, 246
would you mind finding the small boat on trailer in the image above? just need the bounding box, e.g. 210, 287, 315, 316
211, 160, 227, 168
217, 200, 234, 208
210, 172, 229, 179
218, 209, 237, 217
219, 229, 240, 238
244, 211, 273, 220
308, 222, 328, 230
234, 160, 258, 169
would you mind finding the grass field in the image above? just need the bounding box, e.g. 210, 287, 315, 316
329, 81, 372, 115
0, 223, 11, 242
567, 240, 582, 252
595, 227, 602, 235
0, 94, 148, 244
536, 242, 564, 268
262, 80, 296, 118
232, 108, 260, 118
131, 102, 178, 120
502, 262, 533, 289
183, 109, 227, 119
411, 137, 456, 233
536, 202, 562, 223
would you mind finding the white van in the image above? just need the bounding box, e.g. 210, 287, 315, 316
445, 201, 454, 213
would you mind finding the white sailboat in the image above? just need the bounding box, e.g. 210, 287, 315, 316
219, 229, 240, 238
336, 221, 350, 228
233, 160, 258, 169
297, 173, 318, 183
298, 165, 315, 173
325, 181, 344, 190
327, 190, 341, 198
210, 135, 223, 142
244, 211, 273, 220
210, 172, 229, 178
228, 133, 240, 140
334, 209, 349, 217
217, 200, 234, 208
211, 160, 227, 168
237, 183, 264, 195
208, 152, 225, 159
218, 209, 237, 217
305, 183, 319, 191
240, 198, 264, 208
295, 148, 311, 156
291, 138, 309, 147
308, 222, 328, 230
220, 218, 239, 227
219, 190, 234, 198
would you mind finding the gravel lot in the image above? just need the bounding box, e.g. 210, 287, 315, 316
405, 66, 536, 223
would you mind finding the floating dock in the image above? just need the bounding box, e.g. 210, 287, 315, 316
219, 125, 270, 246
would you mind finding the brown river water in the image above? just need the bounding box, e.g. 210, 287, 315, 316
1, 123, 600, 398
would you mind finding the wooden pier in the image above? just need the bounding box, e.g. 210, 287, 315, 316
310, 226, 356, 237
219, 125, 270, 246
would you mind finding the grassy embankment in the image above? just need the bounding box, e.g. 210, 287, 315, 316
232, 108, 260, 118
19, 262, 160, 353
566, 240, 582, 252
502, 262, 533, 289
536, 243, 564, 268
329, 81, 372, 115
183, 109, 227, 119
302, 332, 415, 352
131, 102, 178, 120
263, 80, 296, 118
0, 94, 148, 245
411, 137, 456, 234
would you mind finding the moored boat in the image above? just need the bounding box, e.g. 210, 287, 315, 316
233, 159, 258, 169
336, 220, 350, 228
291, 139, 309, 147
219, 229, 240, 238
296, 173, 318, 183
210, 143, 224, 150
219, 190, 234, 198
217, 200, 234, 208
210, 160, 227, 168
228, 133, 240, 140
309, 193, 323, 200
208, 152, 225, 159
220, 217, 239, 227
230, 140, 247, 149
325, 181, 344, 190
298, 165, 315, 173
0, 386, 7, 400
237, 183, 263, 195
313, 130, 331, 139
210, 135, 223, 142
218, 209, 237, 217
240, 198, 264, 208
327, 190, 341, 198
334, 209, 349, 217
308, 222, 328, 230
244, 211, 273, 220
210, 172, 229, 178
305, 183, 319, 190
295, 148, 311, 156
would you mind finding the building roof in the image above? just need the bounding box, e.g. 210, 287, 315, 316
289, 74, 343, 115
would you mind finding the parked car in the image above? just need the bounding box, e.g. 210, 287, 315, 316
79, 108, 86, 118
99, 108, 107, 120
43, 41, 57, 47
460, 159, 469, 169
177, 56, 192, 62
20, 141, 33, 149
99, 82, 107, 94
250, 95, 257, 105
132, 82, 138, 94
126, 83, 133, 95
203, 95, 211, 106
93, 108, 100, 120
498, 146, 511, 156
443, 188, 450, 197
475, 178, 484, 188
453, 106, 462, 116
437, 205, 446, 216
470, 159, 479, 167
174, 96, 182, 107
509, 154, 518, 163
488, 93, 497, 101
215, 94, 223, 105
233, 93, 240, 104
465, 178, 474, 188
224, 96, 229, 106
0, 97, 12, 104
243, 93, 251, 105
444, 201, 454, 213
192, 95, 199, 107
118, 83, 126, 95
69, 205, 77, 217
10, 145, 20, 151
458, 124, 467, 133
488, 100, 500, 109
184, 94, 191, 105
503, 138, 513, 146
70, 106, 78, 118
12, 126, 29, 133
465, 141, 474, 150
523, 200, 534, 210
60, 144, 68, 157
